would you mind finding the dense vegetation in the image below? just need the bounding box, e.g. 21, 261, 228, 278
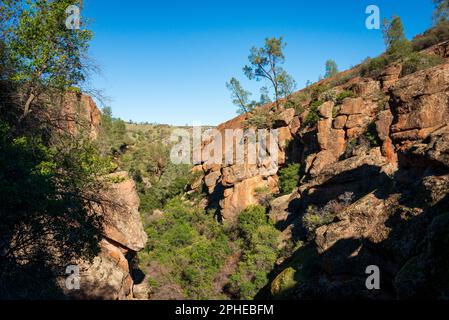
0, 0, 116, 298
137, 200, 281, 300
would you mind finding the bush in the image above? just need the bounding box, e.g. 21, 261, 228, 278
140, 198, 232, 299
321, 88, 338, 103
401, 53, 444, 77
229, 205, 281, 300
360, 56, 390, 79
237, 205, 268, 241
245, 107, 277, 129
303, 100, 322, 127
364, 122, 382, 147
278, 163, 300, 194
336, 90, 355, 105
302, 192, 354, 234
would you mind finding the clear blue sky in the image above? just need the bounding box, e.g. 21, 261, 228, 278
84, 0, 434, 126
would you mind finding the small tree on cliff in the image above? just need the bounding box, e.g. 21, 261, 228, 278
324, 59, 339, 78
433, 0, 449, 24
5, 0, 92, 120
243, 37, 296, 108
226, 77, 255, 114
382, 16, 412, 59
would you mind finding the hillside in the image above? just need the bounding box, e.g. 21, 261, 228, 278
184, 38, 449, 299
2, 1, 449, 302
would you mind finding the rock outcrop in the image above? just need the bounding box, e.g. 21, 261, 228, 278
62, 172, 148, 300
191, 41, 449, 299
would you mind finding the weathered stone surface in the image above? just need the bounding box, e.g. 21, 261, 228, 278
339, 97, 367, 115
333, 115, 347, 129
63, 239, 133, 300
60, 92, 102, 139
376, 110, 394, 141
345, 114, 370, 129
275, 107, 296, 127
315, 192, 391, 254
269, 193, 293, 223
317, 118, 345, 154
101, 172, 148, 252
222, 165, 259, 186
220, 176, 275, 220
290, 116, 301, 135
352, 79, 381, 97
278, 126, 293, 150
381, 63, 402, 90
409, 125, 449, 167
318, 101, 334, 118
346, 127, 365, 139
205, 170, 221, 188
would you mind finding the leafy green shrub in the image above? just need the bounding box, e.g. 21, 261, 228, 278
303, 100, 322, 127
140, 198, 232, 299
278, 163, 300, 194
360, 56, 390, 79
229, 205, 281, 300
245, 107, 277, 129
321, 89, 338, 103
336, 90, 355, 105
237, 205, 268, 241
332, 104, 341, 118
309, 85, 329, 100
401, 53, 444, 77
364, 122, 382, 147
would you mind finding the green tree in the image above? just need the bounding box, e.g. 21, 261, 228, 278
243, 37, 295, 107
382, 16, 412, 59
324, 59, 339, 78
5, 0, 92, 120
433, 0, 449, 24
226, 77, 255, 114
278, 163, 300, 194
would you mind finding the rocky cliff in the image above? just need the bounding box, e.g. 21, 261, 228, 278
56, 95, 148, 300
61, 171, 148, 300
192, 41, 449, 299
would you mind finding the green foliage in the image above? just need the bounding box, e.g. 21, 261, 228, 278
324, 59, 339, 78
98, 107, 128, 155
243, 37, 296, 107
278, 163, 300, 194
138, 163, 192, 214
229, 205, 281, 300
364, 122, 382, 147
237, 205, 268, 241
303, 100, 322, 127
321, 88, 338, 103
140, 198, 232, 299
245, 107, 278, 129
336, 90, 355, 105
309, 84, 329, 101
302, 193, 354, 234
226, 77, 255, 114
433, 0, 449, 24
0, 120, 114, 298
360, 56, 390, 78
382, 16, 412, 60
401, 52, 444, 77
5, 0, 92, 118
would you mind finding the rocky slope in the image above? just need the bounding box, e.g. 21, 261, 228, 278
192, 41, 449, 299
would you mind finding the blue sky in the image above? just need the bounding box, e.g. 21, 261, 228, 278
84, 0, 434, 126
